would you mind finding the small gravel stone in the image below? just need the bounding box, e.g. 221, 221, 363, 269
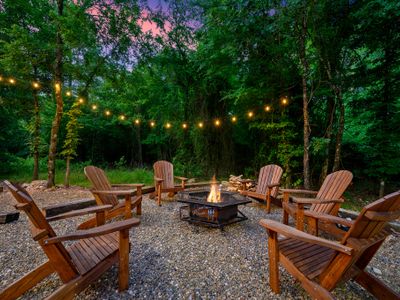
0, 186, 399, 299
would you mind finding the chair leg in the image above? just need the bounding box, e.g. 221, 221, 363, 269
157, 184, 162, 206
355, 270, 400, 300
136, 200, 142, 215
267, 230, 280, 294
266, 194, 271, 214
119, 229, 130, 291
0, 261, 54, 300
308, 217, 318, 236
282, 210, 289, 225
48, 254, 118, 299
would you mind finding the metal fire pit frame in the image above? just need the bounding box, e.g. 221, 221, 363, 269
177, 190, 252, 230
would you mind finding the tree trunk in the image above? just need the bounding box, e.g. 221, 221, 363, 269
320, 96, 335, 184
332, 88, 344, 172
136, 125, 143, 167
46, 0, 64, 188
379, 180, 385, 198
64, 157, 70, 187
32, 70, 41, 180
299, 12, 311, 189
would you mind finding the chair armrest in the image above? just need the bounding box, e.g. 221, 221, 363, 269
111, 184, 145, 188
259, 219, 353, 255
304, 211, 354, 227
44, 218, 140, 244
281, 189, 318, 195
175, 176, 188, 181
291, 197, 344, 204
154, 177, 164, 183
46, 204, 113, 222
92, 189, 136, 196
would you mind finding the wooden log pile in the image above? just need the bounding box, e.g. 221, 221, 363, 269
221, 175, 256, 192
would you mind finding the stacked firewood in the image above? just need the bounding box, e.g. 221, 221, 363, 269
221, 175, 256, 192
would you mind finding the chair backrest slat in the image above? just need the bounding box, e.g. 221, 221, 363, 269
342, 191, 400, 242
256, 165, 283, 198
153, 161, 174, 189
311, 170, 353, 213
319, 191, 400, 290
84, 166, 119, 206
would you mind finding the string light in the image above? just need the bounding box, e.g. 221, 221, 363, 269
0, 75, 292, 127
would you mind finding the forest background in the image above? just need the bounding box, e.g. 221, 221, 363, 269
0, 0, 399, 208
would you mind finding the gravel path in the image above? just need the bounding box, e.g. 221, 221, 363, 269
0, 186, 399, 299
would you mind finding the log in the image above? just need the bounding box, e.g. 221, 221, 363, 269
43, 198, 97, 217
0, 212, 20, 224
43, 182, 217, 218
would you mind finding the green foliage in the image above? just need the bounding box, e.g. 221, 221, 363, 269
61, 102, 83, 159
0, 0, 399, 195
3, 158, 153, 187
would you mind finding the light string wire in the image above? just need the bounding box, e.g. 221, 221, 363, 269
0, 74, 290, 129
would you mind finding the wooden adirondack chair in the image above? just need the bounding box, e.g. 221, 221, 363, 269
81, 166, 144, 229
240, 164, 283, 213
0, 180, 140, 300
281, 170, 353, 237
152, 160, 188, 206
260, 190, 400, 300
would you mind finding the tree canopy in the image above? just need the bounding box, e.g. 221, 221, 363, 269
0, 0, 399, 192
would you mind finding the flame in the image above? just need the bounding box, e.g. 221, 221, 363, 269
207, 175, 221, 203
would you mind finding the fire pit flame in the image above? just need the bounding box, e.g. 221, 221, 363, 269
207, 175, 221, 203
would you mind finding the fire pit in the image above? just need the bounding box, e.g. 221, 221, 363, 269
177, 187, 251, 230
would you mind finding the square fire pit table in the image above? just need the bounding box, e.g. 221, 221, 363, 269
177, 190, 252, 230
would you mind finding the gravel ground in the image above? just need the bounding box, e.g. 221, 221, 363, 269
0, 186, 399, 299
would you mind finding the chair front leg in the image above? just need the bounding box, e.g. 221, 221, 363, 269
136, 186, 142, 215
308, 216, 318, 236
156, 182, 162, 206
267, 229, 280, 294
282, 192, 290, 224
96, 211, 105, 226
296, 203, 305, 231
266, 187, 272, 213
118, 229, 130, 291
124, 195, 132, 219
